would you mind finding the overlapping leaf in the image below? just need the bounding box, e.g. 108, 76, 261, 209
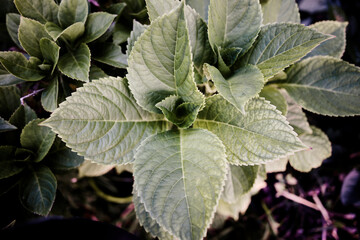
134, 129, 227, 240
58, 0, 88, 28
261, 0, 300, 24
194, 95, 307, 165
41, 77, 170, 165
14, 0, 59, 24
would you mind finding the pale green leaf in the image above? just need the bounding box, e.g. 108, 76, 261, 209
265, 157, 288, 173
156, 95, 202, 128
205, 64, 264, 114
92, 43, 128, 68
18, 17, 51, 59
45, 137, 84, 170
58, 43, 90, 82
208, 0, 262, 55
41, 75, 59, 112
279, 56, 360, 116
289, 126, 331, 172
0, 85, 20, 120
126, 20, 147, 56
133, 186, 175, 240
305, 21, 348, 59
222, 165, 258, 204
0, 116, 17, 132
261, 0, 300, 24
145, 0, 179, 21
19, 165, 57, 215
41, 77, 170, 165
78, 160, 115, 178
259, 86, 288, 116
280, 89, 312, 135
194, 95, 307, 165
82, 12, 116, 43
186, 0, 210, 21
240, 23, 331, 80
6, 13, 22, 49
134, 129, 228, 240
20, 119, 56, 162
127, 3, 204, 113
58, 0, 88, 29
14, 0, 59, 24
0, 146, 25, 179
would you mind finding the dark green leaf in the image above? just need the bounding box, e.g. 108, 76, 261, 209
19, 165, 57, 215
58, 0, 88, 29
92, 43, 127, 68
18, 17, 51, 59
0, 52, 45, 81
58, 43, 90, 82
6, 13, 22, 49
14, 0, 59, 24
9, 104, 37, 130
106, 3, 127, 15
82, 12, 116, 43
0, 116, 17, 132
112, 22, 131, 45
0, 66, 24, 86
0, 85, 20, 120
40, 38, 60, 74
89, 65, 108, 81
20, 119, 56, 162
45, 22, 63, 40
41, 75, 59, 112
0, 146, 25, 179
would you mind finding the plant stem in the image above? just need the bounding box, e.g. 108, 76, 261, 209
20, 88, 45, 105
276, 190, 319, 211
88, 178, 133, 204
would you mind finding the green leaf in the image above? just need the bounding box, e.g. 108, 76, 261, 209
112, 22, 131, 45
20, 119, 56, 162
281, 89, 312, 135
265, 157, 288, 173
0, 52, 45, 81
82, 12, 116, 43
89, 65, 108, 81
194, 95, 306, 165
18, 17, 51, 59
134, 129, 228, 240
58, 43, 90, 82
92, 43, 127, 68
6, 13, 22, 49
126, 20, 147, 56
60, 22, 85, 42
45, 22, 63, 40
14, 0, 59, 24
45, 137, 84, 170
261, 0, 300, 24
58, 0, 88, 29
0, 65, 24, 86
133, 186, 174, 240
186, 0, 210, 21
208, 0, 262, 55
39, 38, 60, 74
156, 95, 202, 128
259, 86, 287, 116
106, 2, 127, 15
205, 64, 264, 114
0, 146, 26, 179
145, 0, 179, 21
240, 23, 331, 80
289, 126, 331, 172
279, 56, 360, 116
41, 77, 170, 165
127, 3, 204, 113
0, 85, 20, 120
41, 75, 59, 112
0, 117, 17, 132
305, 21, 348, 59
9, 104, 37, 130
222, 165, 258, 204
19, 165, 57, 215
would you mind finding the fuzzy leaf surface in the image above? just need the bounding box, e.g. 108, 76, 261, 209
134, 129, 227, 240
205, 64, 264, 114
241, 23, 330, 80
186, 0, 210, 21
14, 0, 59, 24
305, 21, 348, 59
19, 165, 57, 215
42, 77, 169, 165
194, 95, 306, 165
259, 86, 287, 116
58, 43, 90, 82
261, 0, 300, 24
126, 20, 147, 56
279, 56, 360, 116
127, 3, 204, 114
208, 0, 262, 55
289, 126, 331, 172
